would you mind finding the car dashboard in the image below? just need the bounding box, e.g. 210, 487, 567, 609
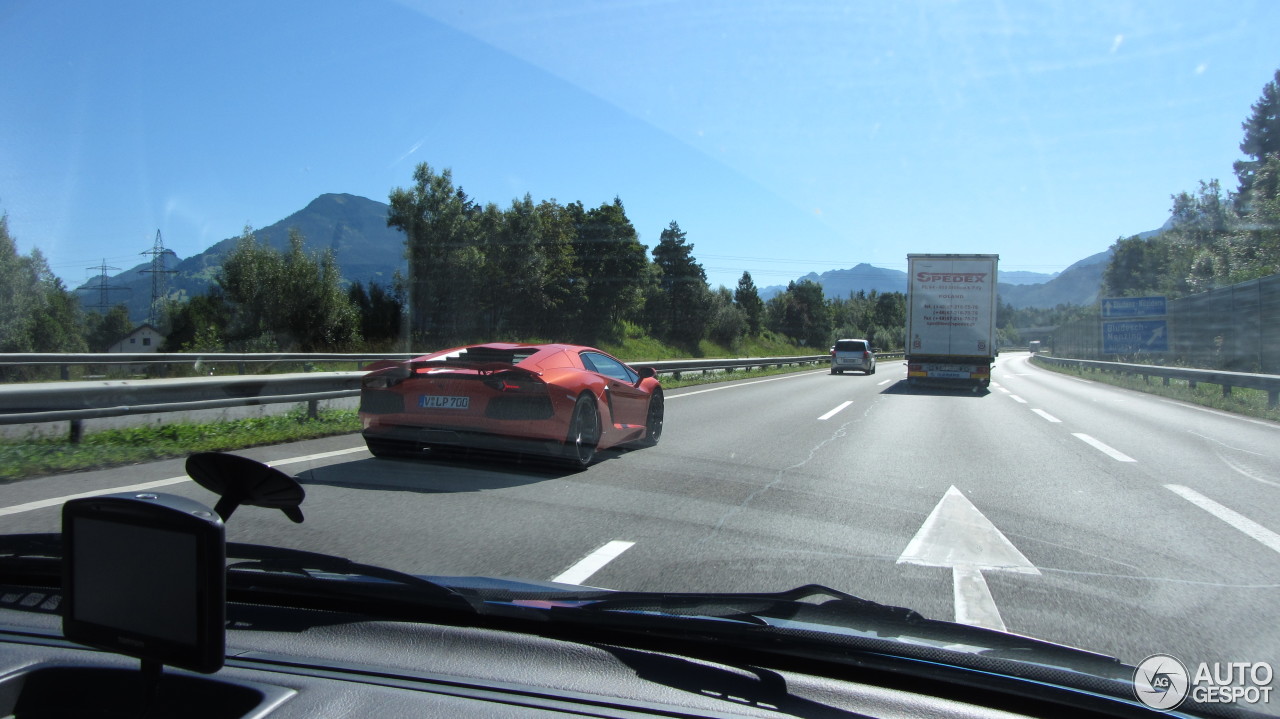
0, 580, 1195, 719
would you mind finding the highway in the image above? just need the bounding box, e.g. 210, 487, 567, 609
3, 352, 1278, 676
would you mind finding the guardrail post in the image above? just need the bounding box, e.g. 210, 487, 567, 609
1189, 380, 1197, 389
238, 362, 247, 375
1222, 385, 1232, 398
69, 419, 83, 444
1269, 390, 1278, 410
60, 365, 70, 381
306, 399, 319, 420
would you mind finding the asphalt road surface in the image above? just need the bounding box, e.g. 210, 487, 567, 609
4, 352, 1278, 678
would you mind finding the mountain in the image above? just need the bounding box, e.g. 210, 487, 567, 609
997, 248, 1114, 309
1001, 270, 1060, 285
77, 194, 406, 324
759, 263, 908, 300
758, 236, 1156, 309
760, 264, 1060, 301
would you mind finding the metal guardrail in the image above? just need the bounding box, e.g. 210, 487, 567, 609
0, 352, 419, 380
0, 354, 834, 441
1032, 355, 1280, 409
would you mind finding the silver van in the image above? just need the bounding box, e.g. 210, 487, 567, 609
830, 339, 876, 375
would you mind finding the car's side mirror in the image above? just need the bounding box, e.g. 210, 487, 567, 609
635, 366, 657, 381
873, 347, 881, 353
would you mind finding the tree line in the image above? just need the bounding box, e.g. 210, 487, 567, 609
1, 161, 914, 363
381, 162, 909, 352
1103, 69, 1280, 299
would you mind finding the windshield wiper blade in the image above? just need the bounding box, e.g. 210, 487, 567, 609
553, 584, 921, 627
225, 542, 477, 612
514, 583, 1120, 669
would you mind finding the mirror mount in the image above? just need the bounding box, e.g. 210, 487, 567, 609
185, 452, 306, 524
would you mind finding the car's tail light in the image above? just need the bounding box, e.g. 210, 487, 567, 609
483, 372, 545, 393
361, 366, 410, 389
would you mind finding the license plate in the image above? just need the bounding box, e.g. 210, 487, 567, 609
419, 395, 470, 410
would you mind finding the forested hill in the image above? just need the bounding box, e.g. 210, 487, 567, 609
76, 194, 406, 324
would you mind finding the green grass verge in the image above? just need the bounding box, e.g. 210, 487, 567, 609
0, 408, 362, 483
1033, 357, 1280, 423
0, 360, 830, 483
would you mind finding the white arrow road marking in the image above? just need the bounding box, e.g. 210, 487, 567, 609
897, 486, 1040, 632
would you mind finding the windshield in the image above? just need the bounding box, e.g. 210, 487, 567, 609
3, 1, 1280, 714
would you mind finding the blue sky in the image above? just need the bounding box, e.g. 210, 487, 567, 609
2, 1, 1278, 291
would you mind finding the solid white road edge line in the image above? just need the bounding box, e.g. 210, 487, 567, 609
818, 401, 853, 421
552, 540, 635, 585
1072, 433, 1136, 462
1159, 398, 1280, 430
1165, 485, 1280, 555
1031, 409, 1061, 423
0, 446, 369, 517
666, 370, 825, 399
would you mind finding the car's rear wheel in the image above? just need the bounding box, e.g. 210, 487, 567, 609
563, 394, 600, 469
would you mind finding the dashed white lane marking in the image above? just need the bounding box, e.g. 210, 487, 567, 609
1009, 395, 1028, 404
1166, 485, 1280, 555
1072, 433, 1136, 462
877, 379, 893, 386
0, 446, 369, 517
552, 540, 635, 585
818, 401, 853, 421
1031, 409, 1061, 423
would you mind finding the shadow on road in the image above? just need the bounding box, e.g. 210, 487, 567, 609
879, 380, 991, 397
294, 447, 631, 494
